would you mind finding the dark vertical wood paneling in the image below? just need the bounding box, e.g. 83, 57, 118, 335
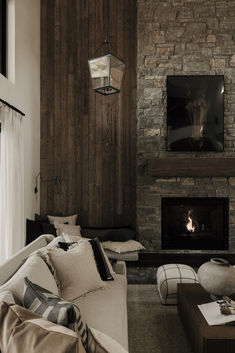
40, 0, 137, 228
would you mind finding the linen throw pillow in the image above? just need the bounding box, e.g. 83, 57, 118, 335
23, 277, 88, 349
47, 239, 105, 301
0, 301, 86, 353
89, 238, 113, 281
55, 222, 82, 237
62, 234, 114, 275
48, 214, 78, 225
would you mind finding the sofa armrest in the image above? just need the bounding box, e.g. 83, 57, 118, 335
113, 261, 126, 277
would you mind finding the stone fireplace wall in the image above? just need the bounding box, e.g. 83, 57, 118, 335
137, 0, 235, 253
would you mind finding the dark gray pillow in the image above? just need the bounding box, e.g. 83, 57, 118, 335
23, 277, 88, 349
35, 213, 49, 223
26, 219, 43, 245
89, 238, 113, 281
58, 241, 77, 251
105, 228, 136, 242
81, 226, 135, 241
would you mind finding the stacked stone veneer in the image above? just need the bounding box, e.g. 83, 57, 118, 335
137, 0, 235, 253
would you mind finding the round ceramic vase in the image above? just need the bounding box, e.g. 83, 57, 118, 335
198, 258, 235, 299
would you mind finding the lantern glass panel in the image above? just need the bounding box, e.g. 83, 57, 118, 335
88, 54, 125, 95
110, 55, 125, 90
88, 55, 110, 90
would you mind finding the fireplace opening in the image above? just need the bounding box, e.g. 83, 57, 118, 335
161, 197, 229, 250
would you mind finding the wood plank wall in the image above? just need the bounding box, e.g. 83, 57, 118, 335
40, 0, 137, 228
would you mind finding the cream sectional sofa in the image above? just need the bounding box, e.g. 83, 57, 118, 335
0, 235, 129, 352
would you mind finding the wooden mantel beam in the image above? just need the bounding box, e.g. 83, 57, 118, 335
148, 158, 235, 177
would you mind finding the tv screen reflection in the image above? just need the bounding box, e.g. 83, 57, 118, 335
167, 75, 224, 152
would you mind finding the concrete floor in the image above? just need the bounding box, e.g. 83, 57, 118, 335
127, 284, 193, 353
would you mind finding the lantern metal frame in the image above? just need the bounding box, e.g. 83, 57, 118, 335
88, 43, 125, 95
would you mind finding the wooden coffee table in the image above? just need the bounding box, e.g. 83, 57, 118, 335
177, 283, 235, 353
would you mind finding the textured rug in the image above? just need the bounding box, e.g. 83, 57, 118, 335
127, 284, 193, 353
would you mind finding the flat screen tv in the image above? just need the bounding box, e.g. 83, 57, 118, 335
167, 75, 224, 152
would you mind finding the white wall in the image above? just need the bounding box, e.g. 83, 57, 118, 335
0, 0, 40, 236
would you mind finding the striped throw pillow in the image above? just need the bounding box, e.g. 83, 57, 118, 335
23, 277, 88, 349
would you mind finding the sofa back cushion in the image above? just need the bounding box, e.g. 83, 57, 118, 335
0, 301, 86, 353
0, 255, 59, 301
0, 235, 54, 286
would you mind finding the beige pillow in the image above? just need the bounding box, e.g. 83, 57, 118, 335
62, 234, 114, 275
87, 327, 128, 353
61, 232, 82, 243
48, 214, 78, 225
102, 240, 145, 254
47, 239, 105, 301
0, 302, 86, 353
0, 255, 59, 301
55, 222, 82, 237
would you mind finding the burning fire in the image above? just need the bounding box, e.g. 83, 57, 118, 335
186, 210, 195, 232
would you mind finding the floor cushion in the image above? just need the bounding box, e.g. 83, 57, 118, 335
157, 263, 198, 304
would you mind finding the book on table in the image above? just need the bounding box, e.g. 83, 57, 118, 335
198, 301, 235, 326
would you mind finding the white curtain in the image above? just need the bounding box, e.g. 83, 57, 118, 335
0, 103, 24, 264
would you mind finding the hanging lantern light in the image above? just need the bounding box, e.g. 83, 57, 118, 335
88, 42, 125, 95
88, 0, 125, 95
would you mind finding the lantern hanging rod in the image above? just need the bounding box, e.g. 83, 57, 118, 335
94, 39, 124, 58
93, 39, 122, 59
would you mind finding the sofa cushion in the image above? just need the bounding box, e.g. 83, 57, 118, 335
74, 274, 128, 350
102, 240, 145, 254
87, 327, 128, 353
47, 239, 105, 301
0, 255, 59, 301
0, 301, 86, 353
102, 228, 136, 242
81, 226, 134, 241
55, 223, 82, 237
104, 249, 139, 261
48, 214, 78, 225
26, 219, 43, 245
89, 238, 113, 281
0, 235, 54, 287
62, 233, 82, 242
23, 277, 88, 348
35, 213, 49, 222
41, 222, 57, 236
